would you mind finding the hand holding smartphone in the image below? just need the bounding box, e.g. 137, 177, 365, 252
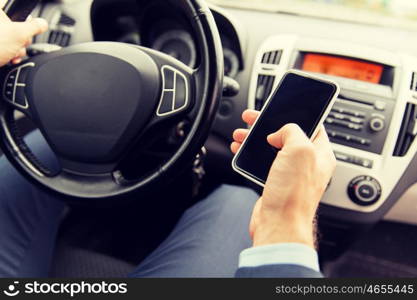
232, 70, 340, 186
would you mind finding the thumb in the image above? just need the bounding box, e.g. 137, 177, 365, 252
267, 123, 310, 149
15, 18, 48, 39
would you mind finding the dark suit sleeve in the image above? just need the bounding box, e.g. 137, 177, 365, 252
235, 264, 324, 278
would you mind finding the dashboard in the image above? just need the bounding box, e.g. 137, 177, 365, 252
91, 0, 244, 78
28, 0, 417, 229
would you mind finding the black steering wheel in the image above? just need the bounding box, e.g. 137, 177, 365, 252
0, 0, 223, 199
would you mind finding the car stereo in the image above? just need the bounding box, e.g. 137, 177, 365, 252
292, 52, 395, 155
247, 35, 417, 214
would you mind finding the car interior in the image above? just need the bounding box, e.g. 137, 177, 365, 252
2, 0, 417, 278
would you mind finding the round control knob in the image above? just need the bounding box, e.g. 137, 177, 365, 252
369, 117, 385, 132
348, 176, 382, 206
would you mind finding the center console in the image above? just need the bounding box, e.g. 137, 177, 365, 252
248, 35, 417, 214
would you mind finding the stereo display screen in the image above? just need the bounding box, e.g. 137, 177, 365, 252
302, 53, 384, 84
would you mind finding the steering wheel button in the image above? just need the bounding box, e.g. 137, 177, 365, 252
4, 89, 13, 100
163, 68, 175, 90
18, 66, 30, 83
158, 91, 175, 115
8, 70, 18, 81
174, 75, 187, 110
14, 86, 28, 108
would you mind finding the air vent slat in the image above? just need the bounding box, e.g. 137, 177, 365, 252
411, 72, 417, 92
48, 30, 72, 47
255, 75, 275, 110
47, 13, 75, 47
260, 50, 282, 65
48, 31, 58, 44
59, 14, 76, 26
61, 33, 70, 47
394, 103, 417, 157
55, 31, 64, 46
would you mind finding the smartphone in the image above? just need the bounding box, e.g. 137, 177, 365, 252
4, 0, 41, 22
232, 70, 340, 186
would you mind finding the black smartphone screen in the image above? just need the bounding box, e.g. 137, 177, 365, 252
235, 72, 337, 184
4, 0, 41, 22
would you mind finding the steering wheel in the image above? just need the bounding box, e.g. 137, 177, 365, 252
0, 0, 223, 199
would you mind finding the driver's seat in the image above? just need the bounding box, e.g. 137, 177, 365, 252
50, 241, 135, 278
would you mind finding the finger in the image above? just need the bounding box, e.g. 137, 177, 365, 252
230, 142, 242, 154
11, 57, 22, 64
14, 47, 27, 59
267, 123, 310, 149
11, 48, 27, 64
312, 126, 333, 153
232, 129, 249, 144
242, 109, 260, 127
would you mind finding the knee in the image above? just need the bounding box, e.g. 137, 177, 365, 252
212, 184, 259, 206
186, 185, 259, 218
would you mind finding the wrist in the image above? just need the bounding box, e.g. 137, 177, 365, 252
252, 211, 317, 249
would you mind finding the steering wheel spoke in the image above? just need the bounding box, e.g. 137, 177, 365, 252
138, 47, 196, 123
1, 62, 36, 117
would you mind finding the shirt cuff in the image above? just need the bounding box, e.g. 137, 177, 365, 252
238, 243, 320, 272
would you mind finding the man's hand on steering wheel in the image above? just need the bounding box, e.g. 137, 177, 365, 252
0, 0, 223, 200
0, 8, 47, 66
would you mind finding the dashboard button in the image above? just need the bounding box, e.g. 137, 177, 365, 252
374, 100, 386, 111
334, 151, 350, 162
333, 151, 373, 168
342, 108, 365, 118
348, 176, 381, 206
347, 123, 362, 131
351, 157, 373, 168
350, 136, 371, 146
348, 116, 364, 124
329, 112, 346, 120
326, 130, 337, 138
325, 117, 334, 124
357, 183, 376, 200
369, 117, 385, 132
328, 118, 363, 131
331, 107, 345, 114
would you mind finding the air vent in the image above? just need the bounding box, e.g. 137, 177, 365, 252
48, 14, 76, 47
48, 30, 71, 47
261, 50, 282, 65
411, 72, 417, 92
59, 14, 76, 26
393, 103, 417, 157
255, 75, 275, 110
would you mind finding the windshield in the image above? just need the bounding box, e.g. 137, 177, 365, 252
209, 0, 417, 31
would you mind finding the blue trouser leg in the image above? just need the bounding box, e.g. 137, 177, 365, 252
130, 185, 259, 278
0, 132, 259, 278
0, 131, 65, 277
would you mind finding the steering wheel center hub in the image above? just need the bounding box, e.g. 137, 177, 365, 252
28, 43, 160, 166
